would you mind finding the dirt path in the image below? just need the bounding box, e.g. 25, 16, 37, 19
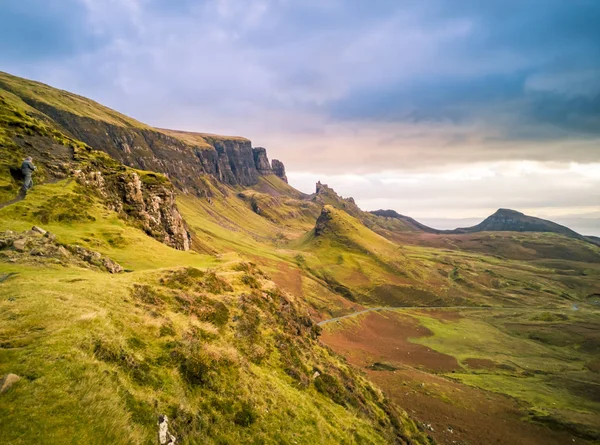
0, 191, 26, 210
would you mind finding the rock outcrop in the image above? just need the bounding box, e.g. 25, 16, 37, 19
313, 182, 362, 217
252, 147, 273, 175
0, 229, 124, 273
271, 159, 288, 183
314, 206, 334, 237
75, 156, 190, 251
0, 374, 20, 394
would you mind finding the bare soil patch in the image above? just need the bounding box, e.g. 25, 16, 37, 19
463, 358, 498, 369
321, 311, 591, 445
321, 311, 460, 373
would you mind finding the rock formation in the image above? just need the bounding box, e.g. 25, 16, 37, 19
75, 164, 190, 251
0, 229, 124, 273
271, 159, 288, 183
252, 147, 273, 175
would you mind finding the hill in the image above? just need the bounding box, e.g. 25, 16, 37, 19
451, 208, 582, 237
1, 71, 599, 444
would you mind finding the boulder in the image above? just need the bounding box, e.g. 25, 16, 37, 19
0, 374, 21, 393
101, 257, 124, 274
12, 238, 28, 252
31, 226, 47, 235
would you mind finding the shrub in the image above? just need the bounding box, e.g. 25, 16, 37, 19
234, 402, 258, 427
241, 274, 261, 289
314, 373, 348, 407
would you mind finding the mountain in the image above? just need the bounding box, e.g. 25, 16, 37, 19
450, 208, 581, 236
0, 71, 288, 196
371, 207, 598, 241
2, 71, 600, 445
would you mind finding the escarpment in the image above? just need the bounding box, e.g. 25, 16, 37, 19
0, 87, 287, 193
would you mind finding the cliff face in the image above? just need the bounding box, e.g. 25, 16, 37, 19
8, 96, 287, 194
271, 159, 288, 183
75, 149, 190, 250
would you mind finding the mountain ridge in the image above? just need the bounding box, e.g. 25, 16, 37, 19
370, 207, 599, 245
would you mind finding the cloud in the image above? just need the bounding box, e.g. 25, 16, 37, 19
287, 161, 600, 235
0, 0, 94, 61
1, 0, 599, 223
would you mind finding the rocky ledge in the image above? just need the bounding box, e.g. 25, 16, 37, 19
0, 228, 123, 273
74, 148, 191, 251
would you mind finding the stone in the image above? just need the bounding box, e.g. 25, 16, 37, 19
271, 159, 287, 183
101, 257, 124, 274
158, 415, 177, 445
44, 232, 57, 241
31, 226, 47, 235
12, 238, 28, 252
312, 371, 321, 379
252, 147, 273, 175
0, 373, 21, 393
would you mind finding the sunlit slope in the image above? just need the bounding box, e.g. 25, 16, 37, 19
291, 206, 600, 309
0, 182, 432, 445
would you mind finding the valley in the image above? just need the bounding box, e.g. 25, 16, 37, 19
1, 71, 599, 445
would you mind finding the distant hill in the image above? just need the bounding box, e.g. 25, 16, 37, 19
370, 208, 600, 243
449, 208, 581, 237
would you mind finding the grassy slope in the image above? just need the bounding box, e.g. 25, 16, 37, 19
2, 69, 599, 443
409, 308, 600, 438
0, 181, 431, 445
0, 71, 149, 129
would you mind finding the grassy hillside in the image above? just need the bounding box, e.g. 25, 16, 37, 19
2, 71, 599, 444
0, 180, 433, 445
0, 71, 149, 129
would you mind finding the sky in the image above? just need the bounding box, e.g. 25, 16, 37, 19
1, 0, 599, 234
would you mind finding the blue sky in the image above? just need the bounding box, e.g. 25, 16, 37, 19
1, 0, 599, 233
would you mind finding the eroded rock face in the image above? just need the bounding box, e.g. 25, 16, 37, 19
0, 230, 123, 273
32, 104, 279, 191
77, 170, 190, 251
252, 147, 273, 175
271, 159, 287, 183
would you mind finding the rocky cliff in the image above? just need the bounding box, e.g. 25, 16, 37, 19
0, 73, 287, 195
74, 147, 191, 250
271, 159, 288, 183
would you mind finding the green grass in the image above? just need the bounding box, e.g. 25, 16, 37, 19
0, 71, 149, 129
408, 309, 600, 436
0, 179, 432, 444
